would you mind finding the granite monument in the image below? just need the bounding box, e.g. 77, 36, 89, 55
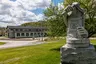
60, 2, 96, 64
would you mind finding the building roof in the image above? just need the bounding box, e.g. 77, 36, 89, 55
7, 26, 47, 29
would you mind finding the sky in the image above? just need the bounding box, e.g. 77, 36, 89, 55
0, 0, 64, 27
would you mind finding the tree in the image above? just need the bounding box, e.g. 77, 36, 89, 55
0, 27, 6, 36
44, 0, 96, 37
44, 4, 66, 37
64, 0, 96, 37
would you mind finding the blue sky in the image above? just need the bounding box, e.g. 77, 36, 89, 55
10, 0, 16, 1
52, 0, 64, 5
0, 0, 64, 27
32, 0, 64, 15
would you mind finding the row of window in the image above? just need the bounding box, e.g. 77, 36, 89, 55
16, 33, 44, 37
10, 29, 45, 32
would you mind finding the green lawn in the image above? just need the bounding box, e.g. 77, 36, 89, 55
0, 39, 96, 64
0, 42, 5, 45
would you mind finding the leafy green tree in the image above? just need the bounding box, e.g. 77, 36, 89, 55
0, 27, 6, 36
64, 0, 96, 37
44, 0, 96, 37
44, 4, 66, 37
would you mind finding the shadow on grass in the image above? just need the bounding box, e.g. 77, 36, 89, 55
94, 45, 96, 51
61, 62, 74, 64
50, 47, 60, 51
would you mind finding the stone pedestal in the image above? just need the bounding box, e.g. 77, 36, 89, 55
60, 44, 96, 64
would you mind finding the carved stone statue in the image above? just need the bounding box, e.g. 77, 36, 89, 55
62, 2, 89, 48
60, 2, 96, 64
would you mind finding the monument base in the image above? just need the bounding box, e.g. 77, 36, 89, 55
60, 44, 96, 64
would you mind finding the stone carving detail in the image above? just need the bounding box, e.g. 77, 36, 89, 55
60, 2, 96, 64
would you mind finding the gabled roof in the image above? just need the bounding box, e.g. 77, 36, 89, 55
7, 26, 47, 29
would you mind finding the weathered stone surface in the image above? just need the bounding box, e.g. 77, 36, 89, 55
61, 44, 96, 64
60, 2, 96, 64
66, 38, 90, 48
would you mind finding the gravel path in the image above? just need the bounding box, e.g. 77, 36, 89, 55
0, 40, 44, 49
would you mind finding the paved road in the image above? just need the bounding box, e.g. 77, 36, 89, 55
0, 40, 44, 49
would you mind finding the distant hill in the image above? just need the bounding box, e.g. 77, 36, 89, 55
21, 21, 48, 27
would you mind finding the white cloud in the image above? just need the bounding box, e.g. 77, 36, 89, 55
16, 0, 51, 10
0, 0, 51, 27
58, 3, 64, 10
36, 14, 45, 21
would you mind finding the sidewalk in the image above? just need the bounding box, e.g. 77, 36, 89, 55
0, 40, 44, 49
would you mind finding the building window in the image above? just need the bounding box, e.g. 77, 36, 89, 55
25, 29, 29, 31
39, 29, 42, 31
29, 29, 31, 31
34, 33, 37, 37
26, 33, 29, 36
10, 29, 13, 31
36, 29, 38, 31
34, 33, 36, 35
30, 33, 33, 36
44, 33, 47, 37
20, 29, 23, 31
38, 33, 40, 37
17, 33, 20, 36
41, 33, 43, 36
15, 29, 18, 31
23, 29, 25, 31
21, 33, 24, 36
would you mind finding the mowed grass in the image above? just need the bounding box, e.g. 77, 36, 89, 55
0, 39, 96, 64
0, 42, 5, 45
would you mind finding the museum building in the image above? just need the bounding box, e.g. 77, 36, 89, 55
7, 26, 47, 38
